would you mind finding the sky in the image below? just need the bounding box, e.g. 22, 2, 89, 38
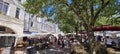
47, 6, 55, 18
119, 0, 120, 2
47, 0, 72, 18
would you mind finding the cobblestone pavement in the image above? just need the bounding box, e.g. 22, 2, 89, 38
39, 45, 70, 54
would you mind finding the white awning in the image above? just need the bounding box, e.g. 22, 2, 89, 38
0, 32, 52, 37
0, 34, 31, 37
0, 34, 18, 36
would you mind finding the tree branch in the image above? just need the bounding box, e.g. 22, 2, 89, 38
65, 2, 89, 29
101, 0, 104, 6
90, 0, 94, 19
83, 0, 89, 22
91, 0, 110, 26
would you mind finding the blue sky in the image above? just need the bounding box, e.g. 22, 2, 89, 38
48, 0, 72, 18
47, 6, 53, 14
68, 0, 72, 4
119, 0, 120, 2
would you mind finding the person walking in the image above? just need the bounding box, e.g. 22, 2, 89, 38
61, 40, 65, 48
65, 39, 69, 48
57, 39, 61, 50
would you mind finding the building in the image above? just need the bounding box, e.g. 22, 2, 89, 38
29, 18, 57, 34
0, 0, 61, 47
0, 0, 24, 34
0, 0, 59, 35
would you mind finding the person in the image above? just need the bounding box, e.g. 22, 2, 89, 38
0, 48, 3, 54
57, 39, 61, 49
111, 39, 116, 47
10, 43, 15, 54
34, 44, 39, 51
27, 38, 33, 46
118, 42, 120, 48
70, 48, 75, 54
73, 40, 77, 45
54, 36, 57, 45
83, 37, 90, 52
61, 40, 64, 48
106, 36, 112, 48
97, 36, 102, 41
65, 39, 69, 48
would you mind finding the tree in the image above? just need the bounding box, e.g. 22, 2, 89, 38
109, 15, 120, 26
23, 0, 120, 33
23, 0, 120, 53
95, 16, 112, 26
56, 11, 80, 34
95, 15, 120, 26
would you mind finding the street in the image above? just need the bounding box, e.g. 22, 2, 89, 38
39, 45, 70, 54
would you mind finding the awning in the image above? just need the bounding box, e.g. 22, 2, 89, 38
0, 34, 31, 37
93, 25, 120, 31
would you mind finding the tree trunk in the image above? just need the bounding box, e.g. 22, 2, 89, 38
85, 25, 103, 54
75, 27, 78, 35
84, 25, 95, 54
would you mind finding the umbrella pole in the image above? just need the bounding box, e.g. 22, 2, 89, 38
14, 37, 18, 47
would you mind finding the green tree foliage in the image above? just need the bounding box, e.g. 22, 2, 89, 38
95, 17, 109, 26
95, 15, 120, 26
56, 11, 80, 34
109, 15, 120, 25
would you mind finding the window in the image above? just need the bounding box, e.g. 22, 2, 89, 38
41, 23, 43, 29
0, 0, 2, 10
31, 14, 34, 18
31, 22, 33, 27
0, 1, 9, 14
3, 2, 9, 13
15, 8, 20, 18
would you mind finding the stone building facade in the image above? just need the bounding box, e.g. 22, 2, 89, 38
0, 0, 59, 35
0, 0, 24, 34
